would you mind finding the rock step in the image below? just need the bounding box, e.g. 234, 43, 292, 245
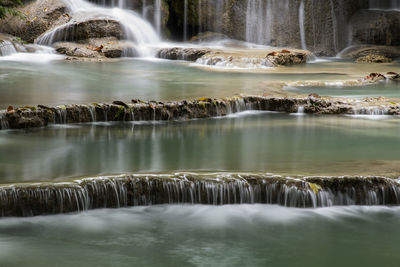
1, 173, 400, 217
1, 96, 398, 130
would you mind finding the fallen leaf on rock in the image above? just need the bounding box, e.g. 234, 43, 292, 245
87, 45, 104, 52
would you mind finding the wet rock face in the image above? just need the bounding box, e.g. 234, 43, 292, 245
350, 10, 400, 47
0, 0, 70, 43
38, 17, 123, 44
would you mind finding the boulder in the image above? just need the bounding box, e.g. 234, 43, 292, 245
0, 0, 70, 43
356, 54, 393, 63
157, 47, 211, 61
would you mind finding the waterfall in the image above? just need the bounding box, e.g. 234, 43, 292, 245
2, 174, 400, 217
198, 0, 202, 32
0, 111, 9, 130
36, 0, 160, 57
299, 0, 307, 50
154, 0, 162, 35
245, 0, 291, 46
183, 0, 188, 41
0, 40, 17, 56
245, 0, 265, 45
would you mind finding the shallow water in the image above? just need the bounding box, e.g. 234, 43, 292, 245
1, 58, 400, 109
1, 112, 400, 182
288, 80, 400, 98
0, 204, 399, 267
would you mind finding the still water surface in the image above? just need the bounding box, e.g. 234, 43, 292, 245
1, 112, 400, 182
1, 59, 400, 108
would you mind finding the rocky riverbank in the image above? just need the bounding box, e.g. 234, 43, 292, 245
1, 173, 400, 217
0, 94, 399, 130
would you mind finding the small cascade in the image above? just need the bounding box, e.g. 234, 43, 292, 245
36, 0, 160, 57
353, 107, 389, 116
0, 40, 17, 56
1, 174, 400, 217
0, 111, 9, 130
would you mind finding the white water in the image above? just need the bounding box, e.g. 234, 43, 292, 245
0, 44, 63, 63
0, 41, 17, 56
36, 0, 160, 57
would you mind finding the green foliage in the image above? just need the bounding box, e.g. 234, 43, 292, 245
0, 0, 22, 19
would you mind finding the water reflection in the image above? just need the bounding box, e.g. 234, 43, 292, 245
1, 112, 400, 182
1, 59, 400, 108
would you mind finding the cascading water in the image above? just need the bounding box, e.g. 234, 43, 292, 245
245, 0, 291, 46
299, 0, 307, 50
36, 0, 160, 57
0, 40, 17, 56
2, 173, 400, 217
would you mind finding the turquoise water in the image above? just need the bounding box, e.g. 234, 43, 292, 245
1, 112, 400, 182
0, 58, 383, 109
0, 59, 309, 108
1, 204, 399, 267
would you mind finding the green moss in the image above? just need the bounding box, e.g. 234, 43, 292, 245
114, 106, 125, 120
22, 106, 37, 111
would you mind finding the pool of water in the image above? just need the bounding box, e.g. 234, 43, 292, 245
1, 112, 400, 182
0, 204, 399, 267
1, 58, 400, 109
